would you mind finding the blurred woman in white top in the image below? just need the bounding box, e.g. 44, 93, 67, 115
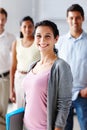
10, 16, 40, 108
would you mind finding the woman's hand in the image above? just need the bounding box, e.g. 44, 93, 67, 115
10, 90, 16, 103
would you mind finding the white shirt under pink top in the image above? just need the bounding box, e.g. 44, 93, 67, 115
23, 69, 50, 130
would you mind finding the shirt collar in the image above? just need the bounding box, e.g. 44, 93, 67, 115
66, 31, 85, 40
0, 30, 6, 38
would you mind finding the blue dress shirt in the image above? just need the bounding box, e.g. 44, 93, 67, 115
56, 31, 87, 100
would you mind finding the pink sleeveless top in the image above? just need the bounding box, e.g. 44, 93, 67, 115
23, 69, 50, 130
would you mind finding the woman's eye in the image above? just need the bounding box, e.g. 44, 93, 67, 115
23, 26, 26, 28
36, 35, 41, 38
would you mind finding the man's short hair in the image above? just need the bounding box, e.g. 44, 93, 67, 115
67, 4, 84, 18
0, 8, 7, 18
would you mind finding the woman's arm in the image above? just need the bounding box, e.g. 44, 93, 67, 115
10, 41, 17, 103
55, 61, 73, 129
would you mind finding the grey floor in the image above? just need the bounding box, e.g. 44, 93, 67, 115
7, 103, 80, 130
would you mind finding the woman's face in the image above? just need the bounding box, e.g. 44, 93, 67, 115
35, 26, 58, 52
20, 20, 34, 37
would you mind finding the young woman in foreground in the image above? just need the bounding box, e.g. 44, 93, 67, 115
23, 20, 73, 130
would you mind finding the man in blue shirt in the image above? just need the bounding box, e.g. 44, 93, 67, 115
56, 4, 87, 130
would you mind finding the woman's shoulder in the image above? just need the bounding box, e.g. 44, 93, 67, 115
15, 38, 22, 47
51, 58, 72, 80
53, 58, 71, 71
55, 58, 69, 65
16, 37, 22, 43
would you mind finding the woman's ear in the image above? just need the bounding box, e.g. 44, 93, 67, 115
56, 35, 59, 41
55, 35, 59, 44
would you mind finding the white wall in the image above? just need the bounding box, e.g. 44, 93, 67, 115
38, 0, 87, 35
38, 0, 87, 20
0, 0, 34, 36
0, 0, 86, 35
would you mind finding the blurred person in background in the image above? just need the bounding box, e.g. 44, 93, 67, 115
10, 16, 40, 108
56, 4, 87, 130
0, 8, 15, 130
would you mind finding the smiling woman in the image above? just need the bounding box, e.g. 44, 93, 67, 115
34, 20, 59, 54
22, 20, 73, 130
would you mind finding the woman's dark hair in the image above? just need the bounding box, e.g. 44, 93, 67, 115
20, 16, 34, 38
35, 20, 59, 38
67, 4, 84, 18
34, 20, 59, 54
